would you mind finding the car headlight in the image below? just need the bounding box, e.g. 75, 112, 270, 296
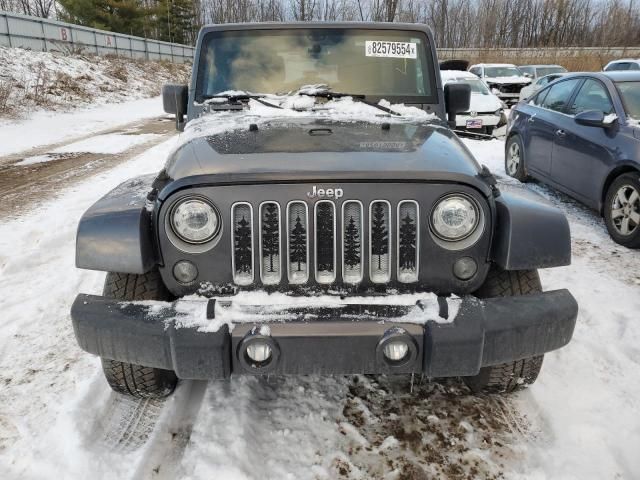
430, 194, 480, 241
494, 108, 503, 116
171, 197, 220, 244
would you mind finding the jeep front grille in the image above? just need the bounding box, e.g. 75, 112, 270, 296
315, 201, 337, 284
259, 202, 282, 285
231, 199, 420, 287
286, 201, 309, 284
231, 202, 254, 286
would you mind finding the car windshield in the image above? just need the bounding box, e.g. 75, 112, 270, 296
616, 81, 640, 120
195, 28, 435, 103
448, 78, 490, 94
536, 66, 567, 77
484, 66, 522, 77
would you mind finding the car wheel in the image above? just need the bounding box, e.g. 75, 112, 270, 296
100, 271, 178, 398
604, 172, 640, 248
505, 135, 528, 181
463, 267, 544, 394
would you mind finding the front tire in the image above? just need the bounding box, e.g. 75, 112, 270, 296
603, 172, 640, 248
100, 271, 178, 398
505, 134, 528, 182
463, 267, 544, 394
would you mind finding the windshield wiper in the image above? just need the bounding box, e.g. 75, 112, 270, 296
297, 90, 401, 116
202, 93, 282, 110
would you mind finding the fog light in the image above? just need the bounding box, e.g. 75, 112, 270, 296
173, 260, 198, 284
383, 340, 409, 362
453, 256, 478, 280
246, 341, 272, 363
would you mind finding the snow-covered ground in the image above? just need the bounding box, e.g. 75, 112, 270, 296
0, 103, 639, 479
0, 96, 167, 158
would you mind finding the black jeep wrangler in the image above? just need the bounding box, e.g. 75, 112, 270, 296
71, 23, 578, 399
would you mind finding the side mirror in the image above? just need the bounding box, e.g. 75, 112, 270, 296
444, 83, 471, 128
523, 73, 533, 79
163, 84, 188, 131
574, 110, 610, 128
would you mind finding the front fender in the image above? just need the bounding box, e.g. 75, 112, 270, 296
76, 175, 158, 274
491, 186, 571, 270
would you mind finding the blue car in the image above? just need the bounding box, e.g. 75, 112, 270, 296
506, 71, 640, 248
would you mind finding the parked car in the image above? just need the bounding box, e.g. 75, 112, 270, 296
70, 22, 577, 400
519, 72, 568, 101
440, 70, 505, 135
468, 63, 532, 106
506, 71, 640, 247
518, 64, 567, 80
603, 59, 640, 71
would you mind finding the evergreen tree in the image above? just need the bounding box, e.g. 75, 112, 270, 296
234, 215, 252, 274
343, 215, 360, 268
289, 215, 306, 271
316, 203, 334, 272
371, 202, 388, 270
399, 213, 416, 270
262, 203, 279, 272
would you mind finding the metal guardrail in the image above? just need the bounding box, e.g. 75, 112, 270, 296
438, 46, 640, 59
0, 10, 194, 63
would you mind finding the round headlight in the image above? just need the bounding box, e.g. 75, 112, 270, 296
171, 198, 220, 244
431, 195, 479, 241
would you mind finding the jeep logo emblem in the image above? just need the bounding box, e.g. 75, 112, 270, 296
307, 185, 344, 200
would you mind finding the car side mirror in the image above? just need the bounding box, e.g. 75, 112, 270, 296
444, 83, 471, 128
163, 84, 188, 131
574, 110, 611, 128
523, 73, 533, 79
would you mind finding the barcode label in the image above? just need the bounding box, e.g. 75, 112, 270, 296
365, 41, 417, 59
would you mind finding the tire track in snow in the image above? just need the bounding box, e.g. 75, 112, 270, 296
96, 393, 166, 452
132, 380, 208, 479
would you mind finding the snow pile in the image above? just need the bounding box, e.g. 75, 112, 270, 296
0, 46, 190, 118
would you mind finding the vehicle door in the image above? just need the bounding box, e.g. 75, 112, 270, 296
523, 78, 582, 175
550, 78, 618, 205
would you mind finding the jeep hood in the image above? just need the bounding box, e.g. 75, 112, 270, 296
165, 116, 484, 186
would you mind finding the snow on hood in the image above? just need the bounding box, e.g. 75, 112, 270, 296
469, 92, 503, 112
483, 76, 531, 85
178, 94, 438, 150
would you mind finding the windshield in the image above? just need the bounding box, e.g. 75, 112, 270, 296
446, 78, 490, 94
195, 28, 435, 103
537, 66, 567, 77
484, 66, 523, 78
616, 81, 640, 120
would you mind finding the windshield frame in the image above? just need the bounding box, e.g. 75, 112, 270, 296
193, 24, 439, 106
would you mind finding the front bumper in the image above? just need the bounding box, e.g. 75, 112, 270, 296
70, 290, 577, 379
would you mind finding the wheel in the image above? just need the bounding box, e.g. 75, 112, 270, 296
100, 271, 178, 398
463, 267, 544, 394
505, 134, 528, 181
603, 172, 640, 248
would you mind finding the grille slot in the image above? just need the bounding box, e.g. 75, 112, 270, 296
397, 200, 419, 283
342, 200, 363, 284
231, 202, 254, 286
287, 201, 309, 284
259, 202, 282, 285
369, 200, 392, 284
314, 200, 336, 284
